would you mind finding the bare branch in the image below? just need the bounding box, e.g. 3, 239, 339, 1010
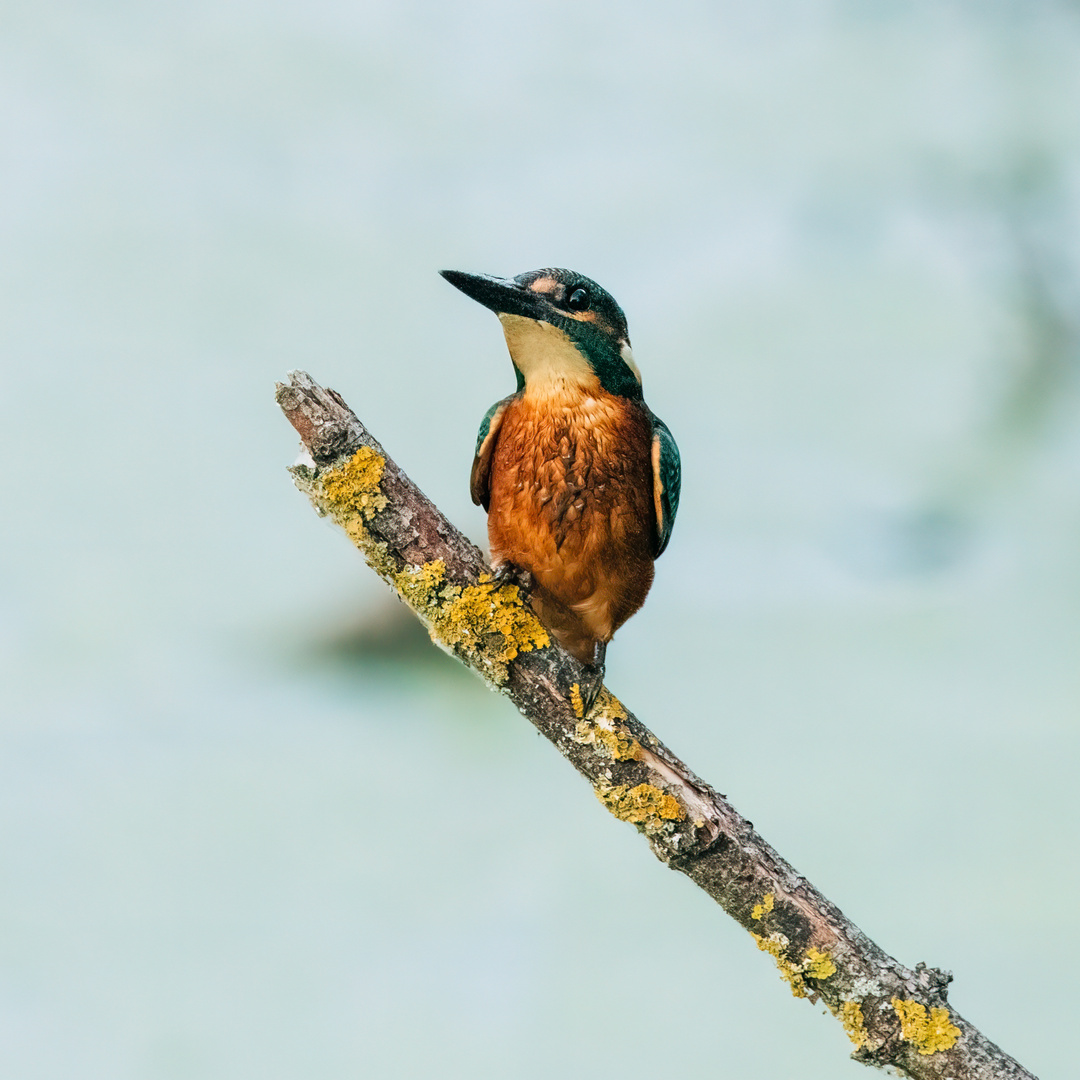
276, 370, 1036, 1080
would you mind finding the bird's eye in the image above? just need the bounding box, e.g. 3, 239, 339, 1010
567, 287, 590, 311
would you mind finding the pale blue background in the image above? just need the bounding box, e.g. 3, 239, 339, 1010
2, 2, 1078, 1077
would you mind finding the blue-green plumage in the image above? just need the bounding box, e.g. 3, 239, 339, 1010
649, 410, 681, 556
470, 394, 514, 510
442, 266, 681, 708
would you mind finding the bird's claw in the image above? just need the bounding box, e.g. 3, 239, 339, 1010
492, 562, 533, 592
576, 641, 607, 716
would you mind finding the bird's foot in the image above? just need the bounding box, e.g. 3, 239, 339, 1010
577, 641, 607, 716
491, 561, 533, 593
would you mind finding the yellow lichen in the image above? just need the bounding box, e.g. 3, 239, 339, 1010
750, 932, 784, 962
839, 1000, 869, 1049
393, 559, 447, 606
571, 687, 639, 759
891, 998, 961, 1055
803, 948, 837, 980
435, 580, 549, 668
573, 720, 641, 762
566, 682, 633, 727
319, 447, 388, 521
596, 782, 684, 835
569, 683, 585, 718
387, 560, 549, 684
297, 454, 547, 685
751, 932, 808, 997
749, 933, 837, 998
751, 892, 775, 921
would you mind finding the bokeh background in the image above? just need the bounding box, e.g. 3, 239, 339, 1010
2, 2, 1078, 1077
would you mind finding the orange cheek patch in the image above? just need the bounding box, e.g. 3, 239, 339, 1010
527, 276, 558, 296
564, 310, 608, 330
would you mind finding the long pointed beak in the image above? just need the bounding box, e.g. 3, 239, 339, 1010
440, 270, 548, 320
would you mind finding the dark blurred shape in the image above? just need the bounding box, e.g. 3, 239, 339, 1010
302, 597, 476, 684
839, 505, 975, 578
841, 155, 1080, 580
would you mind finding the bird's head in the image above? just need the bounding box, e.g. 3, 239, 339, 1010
440, 267, 643, 398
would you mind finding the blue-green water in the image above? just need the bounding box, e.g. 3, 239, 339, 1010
2, 2, 1078, 1076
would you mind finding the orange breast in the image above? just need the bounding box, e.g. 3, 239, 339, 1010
487, 387, 656, 661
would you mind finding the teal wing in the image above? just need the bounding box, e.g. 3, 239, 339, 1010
470, 394, 517, 510
648, 410, 681, 557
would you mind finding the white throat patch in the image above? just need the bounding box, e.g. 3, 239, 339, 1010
620, 342, 642, 386
498, 314, 599, 392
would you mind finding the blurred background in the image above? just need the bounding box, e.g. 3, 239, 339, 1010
2, 1, 1078, 1076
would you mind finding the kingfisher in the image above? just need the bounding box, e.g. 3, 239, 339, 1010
440, 267, 681, 710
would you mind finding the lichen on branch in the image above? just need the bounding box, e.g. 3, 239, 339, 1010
276, 370, 1037, 1080
892, 998, 963, 1056
291, 446, 549, 684
397, 560, 550, 683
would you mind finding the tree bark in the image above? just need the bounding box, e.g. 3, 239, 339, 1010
275, 369, 1037, 1080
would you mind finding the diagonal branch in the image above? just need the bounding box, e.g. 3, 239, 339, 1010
275, 369, 1036, 1080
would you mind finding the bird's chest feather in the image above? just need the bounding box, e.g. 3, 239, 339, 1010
488, 387, 654, 577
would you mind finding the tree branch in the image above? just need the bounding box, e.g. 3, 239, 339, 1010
275, 369, 1036, 1080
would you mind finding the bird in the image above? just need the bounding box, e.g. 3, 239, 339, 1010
440, 267, 681, 711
